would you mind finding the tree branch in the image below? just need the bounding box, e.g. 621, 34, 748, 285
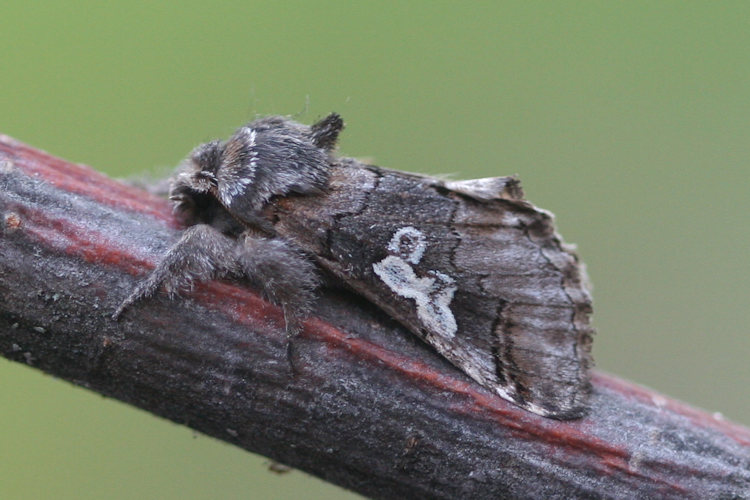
1, 134, 748, 499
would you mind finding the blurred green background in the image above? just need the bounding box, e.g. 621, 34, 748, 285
2, 2, 749, 499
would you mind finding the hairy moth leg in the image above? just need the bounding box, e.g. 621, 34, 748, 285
234, 232, 320, 368
114, 226, 319, 339
236, 231, 319, 337
113, 224, 239, 320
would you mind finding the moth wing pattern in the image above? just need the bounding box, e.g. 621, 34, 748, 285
269, 160, 594, 419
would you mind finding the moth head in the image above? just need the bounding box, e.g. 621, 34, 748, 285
180, 140, 224, 193
172, 114, 343, 217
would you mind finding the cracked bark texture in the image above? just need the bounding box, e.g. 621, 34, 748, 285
1, 135, 749, 499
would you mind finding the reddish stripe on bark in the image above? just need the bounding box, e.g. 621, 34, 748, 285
6, 201, 152, 276
0, 135, 175, 225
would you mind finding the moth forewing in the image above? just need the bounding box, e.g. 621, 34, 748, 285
269, 162, 594, 419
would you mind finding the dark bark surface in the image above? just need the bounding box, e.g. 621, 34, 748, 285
1, 134, 749, 499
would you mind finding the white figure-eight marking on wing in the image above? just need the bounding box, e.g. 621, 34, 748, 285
373, 226, 458, 338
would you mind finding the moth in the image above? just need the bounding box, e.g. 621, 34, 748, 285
114, 113, 594, 419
